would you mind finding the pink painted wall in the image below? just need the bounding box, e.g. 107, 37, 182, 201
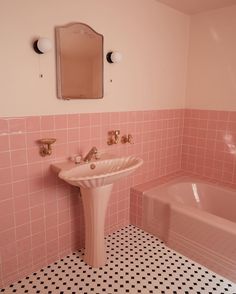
157, 0, 236, 15
0, 0, 189, 116
0, 109, 184, 287
186, 5, 236, 110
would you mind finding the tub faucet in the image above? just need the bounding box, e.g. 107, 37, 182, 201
83, 146, 98, 162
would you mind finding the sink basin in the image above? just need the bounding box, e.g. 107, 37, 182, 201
58, 156, 143, 188
52, 154, 143, 268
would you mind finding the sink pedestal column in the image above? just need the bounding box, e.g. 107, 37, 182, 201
80, 184, 113, 267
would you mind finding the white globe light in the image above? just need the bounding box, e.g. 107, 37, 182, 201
111, 51, 122, 63
37, 38, 52, 53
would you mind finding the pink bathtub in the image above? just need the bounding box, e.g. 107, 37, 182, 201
142, 177, 236, 282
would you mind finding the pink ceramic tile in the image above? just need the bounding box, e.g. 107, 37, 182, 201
29, 191, 44, 207
15, 223, 31, 240
46, 227, 58, 242
68, 114, 79, 128
14, 209, 30, 226
45, 214, 57, 229
26, 116, 41, 132
17, 251, 32, 269
2, 257, 18, 275
0, 152, 11, 168
0, 229, 15, 247
68, 129, 79, 142
0, 118, 9, 133
27, 147, 41, 163
32, 245, 46, 264
0, 166, 12, 186
12, 165, 28, 182
16, 237, 31, 254
55, 129, 67, 144
0, 183, 12, 201
0, 135, 9, 152
40, 115, 54, 130
13, 195, 30, 212
12, 180, 28, 197
101, 113, 110, 125
79, 126, 90, 141
9, 118, 26, 132
44, 201, 57, 217
26, 132, 41, 148
58, 222, 70, 237
182, 110, 236, 185
9, 134, 26, 150
79, 113, 90, 127
0, 242, 17, 262
0, 199, 14, 217
10, 149, 27, 166
54, 143, 68, 158
31, 219, 45, 235
58, 197, 70, 211
229, 112, 236, 121
28, 177, 44, 194
90, 113, 101, 125
30, 204, 44, 220
0, 214, 14, 232
58, 210, 70, 224
55, 115, 68, 129
31, 231, 46, 248
28, 163, 43, 179
58, 234, 70, 251
46, 239, 59, 257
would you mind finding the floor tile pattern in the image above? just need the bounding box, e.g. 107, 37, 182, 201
1, 225, 235, 294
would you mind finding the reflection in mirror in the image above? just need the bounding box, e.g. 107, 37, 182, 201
56, 23, 103, 99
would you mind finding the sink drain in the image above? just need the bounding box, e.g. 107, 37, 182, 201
90, 163, 96, 170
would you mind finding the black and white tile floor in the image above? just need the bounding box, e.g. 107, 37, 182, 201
1, 225, 236, 294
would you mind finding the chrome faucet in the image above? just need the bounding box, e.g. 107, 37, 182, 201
83, 146, 98, 162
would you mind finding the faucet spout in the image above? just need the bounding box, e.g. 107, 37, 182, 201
83, 147, 98, 162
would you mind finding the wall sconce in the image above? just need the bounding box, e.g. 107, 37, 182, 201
33, 38, 52, 54
106, 51, 122, 63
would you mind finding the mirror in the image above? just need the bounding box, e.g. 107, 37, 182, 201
56, 23, 103, 99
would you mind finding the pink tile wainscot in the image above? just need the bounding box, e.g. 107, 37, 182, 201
0, 109, 184, 287
182, 109, 236, 185
1, 108, 236, 287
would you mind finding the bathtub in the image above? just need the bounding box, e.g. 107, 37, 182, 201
142, 177, 236, 282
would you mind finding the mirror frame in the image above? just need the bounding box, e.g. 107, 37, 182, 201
55, 22, 104, 100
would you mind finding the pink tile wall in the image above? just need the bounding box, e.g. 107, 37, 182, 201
182, 109, 236, 185
0, 109, 184, 287
131, 109, 236, 232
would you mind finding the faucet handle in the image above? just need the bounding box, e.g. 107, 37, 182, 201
121, 134, 134, 144
107, 130, 120, 145
70, 154, 82, 164
127, 134, 134, 144
114, 130, 120, 144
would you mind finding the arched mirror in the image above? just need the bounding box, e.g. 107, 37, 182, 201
56, 23, 103, 99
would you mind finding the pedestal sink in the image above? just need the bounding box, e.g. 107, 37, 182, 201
52, 154, 143, 267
